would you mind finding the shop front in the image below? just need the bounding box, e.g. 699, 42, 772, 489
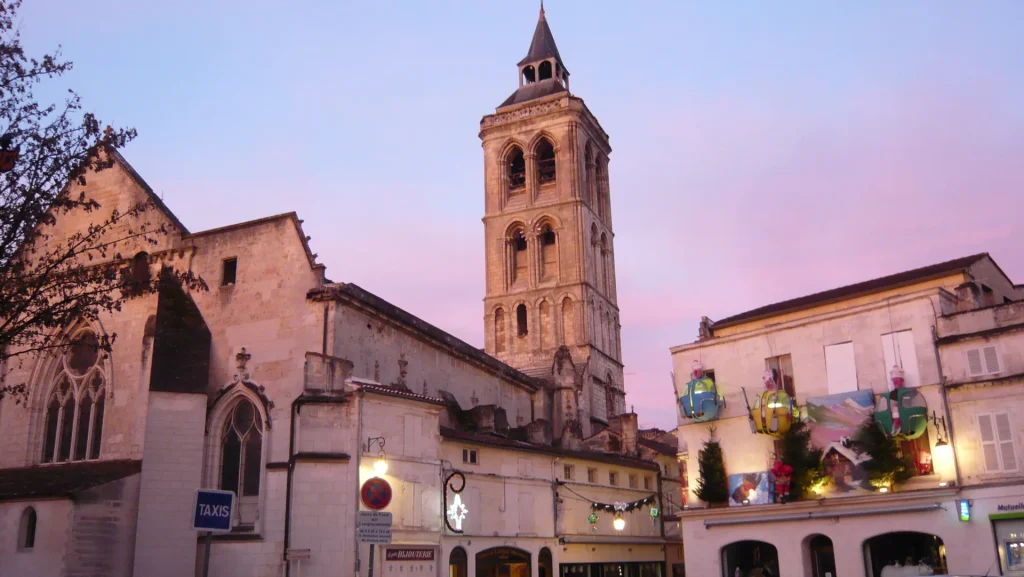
556, 539, 666, 577
962, 485, 1024, 577
677, 489, 995, 577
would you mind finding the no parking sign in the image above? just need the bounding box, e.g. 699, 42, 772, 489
361, 477, 393, 510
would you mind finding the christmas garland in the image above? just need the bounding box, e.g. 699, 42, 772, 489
589, 495, 658, 513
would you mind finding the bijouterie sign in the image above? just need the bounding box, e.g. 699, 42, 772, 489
386, 548, 435, 561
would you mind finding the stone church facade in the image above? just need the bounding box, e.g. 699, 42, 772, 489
0, 8, 678, 577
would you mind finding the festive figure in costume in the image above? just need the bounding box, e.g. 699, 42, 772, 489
771, 460, 793, 503
679, 360, 722, 422
888, 365, 905, 436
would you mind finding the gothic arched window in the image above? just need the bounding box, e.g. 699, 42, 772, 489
494, 308, 507, 354
540, 224, 557, 280
584, 143, 596, 206
600, 233, 612, 295
507, 146, 526, 193
18, 507, 36, 550
516, 304, 529, 337
511, 228, 528, 285
538, 61, 553, 81
42, 328, 106, 463
561, 297, 575, 346
220, 399, 264, 500
595, 157, 607, 220
540, 300, 554, 350
536, 138, 556, 185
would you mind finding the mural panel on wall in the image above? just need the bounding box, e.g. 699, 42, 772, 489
805, 390, 875, 495
728, 472, 773, 506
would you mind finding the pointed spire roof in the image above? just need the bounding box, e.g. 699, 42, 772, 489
518, 4, 566, 73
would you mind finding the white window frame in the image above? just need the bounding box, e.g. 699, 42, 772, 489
644, 476, 652, 490
978, 411, 1019, 473
587, 468, 598, 483
824, 341, 858, 394
608, 471, 618, 486
462, 448, 479, 465
966, 345, 1001, 377
881, 330, 921, 388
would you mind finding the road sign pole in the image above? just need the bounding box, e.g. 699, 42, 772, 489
368, 543, 375, 577
202, 531, 212, 577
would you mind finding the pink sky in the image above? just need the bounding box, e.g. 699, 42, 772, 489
22, 1, 1024, 430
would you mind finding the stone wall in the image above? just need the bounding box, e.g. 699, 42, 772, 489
332, 303, 535, 427
0, 499, 72, 577
132, 391, 206, 577
66, 475, 141, 577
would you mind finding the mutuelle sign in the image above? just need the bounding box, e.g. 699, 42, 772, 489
998, 503, 1024, 512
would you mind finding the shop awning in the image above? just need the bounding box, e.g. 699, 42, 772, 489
703, 502, 944, 529
559, 536, 666, 545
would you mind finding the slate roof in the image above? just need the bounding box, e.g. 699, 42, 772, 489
518, 6, 566, 72
357, 381, 447, 406
0, 459, 142, 502
309, 283, 543, 392
638, 437, 678, 456
499, 79, 568, 108
441, 427, 661, 471
710, 253, 989, 331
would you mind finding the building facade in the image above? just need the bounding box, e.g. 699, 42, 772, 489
480, 5, 625, 437
0, 8, 673, 577
669, 253, 1023, 577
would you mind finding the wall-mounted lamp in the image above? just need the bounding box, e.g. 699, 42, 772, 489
931, 411, 950, 447
366, 436, 388, 476
613, 514, 626, 531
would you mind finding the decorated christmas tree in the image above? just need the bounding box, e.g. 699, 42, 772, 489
857, 417, 915, 490
778, 420, 825, 501
695, 426, 728, 504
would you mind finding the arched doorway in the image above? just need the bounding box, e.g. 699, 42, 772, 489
476, 547, 531, 577
539, 548, 553, 577
450, 546, 468, 577
721, 541, 779, 577
863, 532, 946, 577
804, 534, 835, 577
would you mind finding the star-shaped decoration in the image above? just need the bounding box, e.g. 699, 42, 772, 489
447, 494, 468, 531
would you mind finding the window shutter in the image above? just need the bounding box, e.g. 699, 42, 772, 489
881, 331, 921, 387
983, 346, 1001, 374
967, 349, 984, 377
995, 413, 1018, 471
825, 342, 858, 394
979, 414, 1001, 472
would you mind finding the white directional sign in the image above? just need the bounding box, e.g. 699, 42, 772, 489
357, 510, 393, 544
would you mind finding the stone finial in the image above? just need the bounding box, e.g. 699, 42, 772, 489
396, 354, 408, 388
233, 347, 252, 383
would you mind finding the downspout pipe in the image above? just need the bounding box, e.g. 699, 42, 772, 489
285, 301, 332, 577
657, 470, 666, 540
932, 324, 963, 488
284, 396, 299, 577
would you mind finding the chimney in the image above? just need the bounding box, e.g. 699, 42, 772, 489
469, 405, 509, 436
698, 316, 714, 340
956, 282, 980, 312
619, 412, 639, 455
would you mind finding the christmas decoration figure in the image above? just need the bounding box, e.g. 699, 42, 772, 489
678, 360, 723, 422
874, 365, 928, 440
741, 370, 796, 437
771, 460, 794, 503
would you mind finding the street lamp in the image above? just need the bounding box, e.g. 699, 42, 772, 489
366, 436, 388, 477
613, 514, 625, 531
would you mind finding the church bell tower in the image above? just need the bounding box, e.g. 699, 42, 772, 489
480, 6, 624, 436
